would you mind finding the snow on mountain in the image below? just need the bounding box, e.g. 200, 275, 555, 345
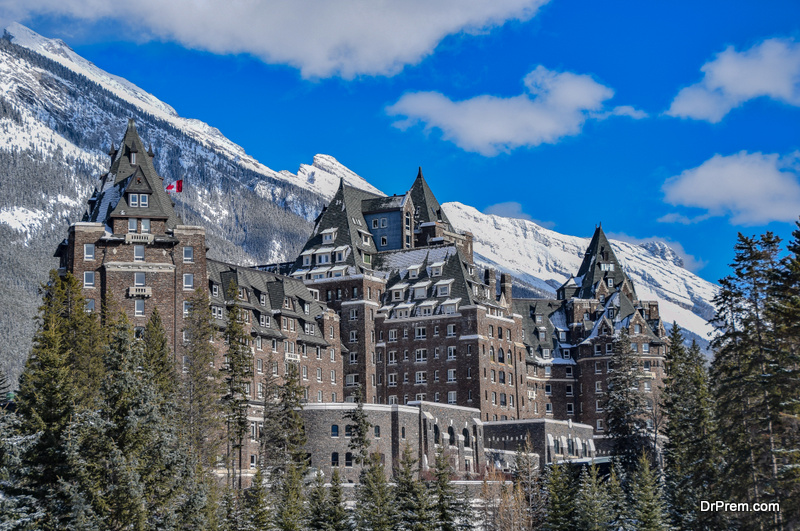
442, 202, 718, 341
4, 22, 381, 202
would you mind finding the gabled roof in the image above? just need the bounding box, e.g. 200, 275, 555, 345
575, 225, 636, 301
409, 168, 453, 231
361, 193, 409, 213
83, 119, 180, 230
290, 180, 382, 275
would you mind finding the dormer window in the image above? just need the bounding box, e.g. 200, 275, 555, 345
140, 194, 148, 208
408, 267, 419, 279
601, 263, 615, 271
321, 229, 337, 243
431, 266, 442, 277
317, 253, 331, 265
414, 287, 426, 299
362, 233, 370, 245
392, 289, 404, 301
129, 194, 139, 207
130, 152, 137, 165
303, 255, 312, 266
363, 253, 372, 265
607, 278, 614, 288
438, 285, 449, 297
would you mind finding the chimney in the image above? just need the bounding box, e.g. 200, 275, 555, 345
484, 268, 497, 300
500, 273, 513, 304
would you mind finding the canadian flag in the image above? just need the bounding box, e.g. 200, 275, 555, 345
166, 179, 183, 193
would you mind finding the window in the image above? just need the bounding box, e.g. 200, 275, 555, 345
596, 400, 603, 412
83, 243, 95, 260
447, 346, 456, 360
545, 384, 552, 395
607, 278, 614, 288
542, 348, 551, 359
544, 366, 551, 376
595, 361, 602, 374
634, 324, 642, 334
415, 326, 426, 340
183, 274, 194, 290
565, 367, 573, 377
448, 391, 457, 404
643, 360, 651, 371
350, 308, 358, 321
597, 419, 604, 431
643, 381, 652, 393
349, 352, 357, 365
372, 219, 379, 229
83, 271, 95, 288
438, 285, 450, 297
141, 219, 150, 233
642, 343, 650, 353
415, 349, 427, 362
134, 245, 145, 262
415, 371, 427, 384
134, 299, 145, 317
447, 369, 456, 382
545, 403, 553, 414
349, 330, 357, 343
446, 324, 456, 337
85, 298, 95, 312
563, 349, 571, 359
330, 348, 335, 361
332, 370, 337, 383
595, 381, 603, 393
129, 193, 139, 207
331, 452, 339, 467
331, 425, 339, 437
316, 368, 322, 382
302, 365, 308, 380
134, 272, 145, 287
183, 246, 194, 263
566, 384, 574, 396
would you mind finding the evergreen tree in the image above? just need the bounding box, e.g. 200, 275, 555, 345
573, 463, 610, 531
394, 443, 434, 531
495, 482, 530, 531
605, 327, 647, 472
662, 324, 719, 530
246, 464, 271, 530
543, 463, 575, 531
0, 367, 11, 401
327, 467, 351, 531
343, 386, 372, 466
222, 280, 253, 490
355, 452, 395, 531
710, 233, 788, 529
606, 462, 632, 531
630, 453, 668, 531
180, 287, 223, 469
0, 406, 44, 529
143, 307, 177, 400
274, 461, 307, 531
431, 446, 470, 531
308, 471, 330, 531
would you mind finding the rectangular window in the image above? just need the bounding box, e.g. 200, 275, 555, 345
85, 298, 95, 313
129, 194, 139, 207
128, 218, 137, 232
135, 272, 145, 287
316, 368, 322, 382
83, 243, 95, 260
596, 400, 603, 412
595, 381, 603, 393
446, 324, 456, 337
134, 299, 144, 317
349, 330, 357, 343
595, 361, 602, 374
567, 403, 574, 415
415, 349, 427, 362
563, 349, 571, 359
183, 246, 194, 263
448, 391, 457, 404
566, 384, 574, 396
388, 373, 397, 387
447, 346, 456, 360
415, 371, 427, 384
597, 419, 604, 431
141, 219, 150, 233
545, 384, 552, 395
388, 351, 397, 364
330, 348, 335, 361
134, 245, 145, 262
447, 369, 456, 382
415, 327, 426, 340
642, 343, 650, 353
140, 194, 148, 208
350, 308, 358, 321
83, 271, 95, 288
607, 278, 614, 288
389, 329, 397, 342
183, 274, 194, 290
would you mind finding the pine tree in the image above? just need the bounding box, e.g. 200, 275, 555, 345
180, 287, 223, 469
308, 471, 330, 531
630, 453, 668, 531
344, 385, 372, 466
143, 307, 177, 400
605, 327, 647, 472
662, 324, 719, 530
222, 280, 253, 490
543, 463, 575, 531
0, 405, 44, 528
573, 463, 610, 531
327, 467, 350, 531
246, 464, 271, 530
431, 446, 469, 531
0, 367, 11, 402
355, 452, 395, 531
394, 443, 434, 531
606, 463, 632, 531
710, 233, 787, 529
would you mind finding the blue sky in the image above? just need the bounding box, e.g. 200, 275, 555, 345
4, 0, 800, 283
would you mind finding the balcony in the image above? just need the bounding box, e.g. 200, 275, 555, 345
285, 352, 300, 362
127, 286, 152, 298
125, 233, 155, 244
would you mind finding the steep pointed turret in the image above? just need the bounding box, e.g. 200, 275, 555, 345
409, 167, 452, 230
575, 224, 636, 301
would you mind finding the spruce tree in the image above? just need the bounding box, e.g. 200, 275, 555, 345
662, 324, 718, 530
543, 463, 575, 531
355, 452, 395, 531
573, 463, 610, 531
514, 436, 547, 528
431, 446, 469, 531
344, 385, 372, 466
630, 453, 668, 531
606, 463, 632, 531
0, 367, 11, 402
181, 287, 223, 469
308, 471, 330, 531
710, 233, 787, 529
327, 467, 351, 531
605, 327, 647, 472
246, 464, 271, 530
222, 280, 253, 490
394, 443, 434, 531
143, 307, 177, 400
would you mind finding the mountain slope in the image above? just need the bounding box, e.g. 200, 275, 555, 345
442, 202, 717, 342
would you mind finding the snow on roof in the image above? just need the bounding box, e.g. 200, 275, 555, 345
333, 245, 350, 252
442, 298, 462, 305
412, 280, 432, 288
434, 278, 454, 286
320, 228, 337, 234
418, 299, 438, 307
395, 302, 415, 309
430, 261, 446, 268
309, 266, 331, 274
392, 282, 409, 290
300, 249, 315, 256
313, 247, 335, 254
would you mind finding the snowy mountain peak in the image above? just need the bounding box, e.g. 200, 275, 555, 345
296, 154, 385, 199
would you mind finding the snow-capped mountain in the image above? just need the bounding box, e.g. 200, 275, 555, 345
442, 203, 718, 342
0, 23, 717, 384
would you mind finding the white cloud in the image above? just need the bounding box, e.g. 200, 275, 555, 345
482, 201, 556, 228
387, 66, 644, 155
0, 0, 549, 79
607, 232, 707, 273
667, 38, 800, 123
661, 151, 800, 225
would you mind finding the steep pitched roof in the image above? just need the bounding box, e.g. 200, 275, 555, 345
83, 119, 180, 230
409, 168, 453, 230
575, 225, 636, 300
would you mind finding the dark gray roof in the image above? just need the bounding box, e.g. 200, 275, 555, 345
514, 298, 569, 362
575, 225, 636, 300
83, 119, 180, 230
409, 168, 453, 231
361, 193, 408, 213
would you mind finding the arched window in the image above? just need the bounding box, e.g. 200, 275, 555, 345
463, 428, 471, 447
498, 327, 503, 339
331, 424, 339, 437
489, 325, 494, 338
374, 425, 381, 438
498, 348, 505, 363
345, 425, 353, 437
448, 426, 455, 446
401, 426, 406, 439
434, 425, 440, 444
345, 452, 353, 467
331, 452, 339, 467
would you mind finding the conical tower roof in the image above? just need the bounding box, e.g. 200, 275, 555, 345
575, 224, 636, 300
409, 167, 452, 230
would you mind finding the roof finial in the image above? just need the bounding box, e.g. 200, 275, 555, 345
127, 118, 136, 131
108, 142, 116, 157
148, 143, 155, 158
416, 166, 424, 180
